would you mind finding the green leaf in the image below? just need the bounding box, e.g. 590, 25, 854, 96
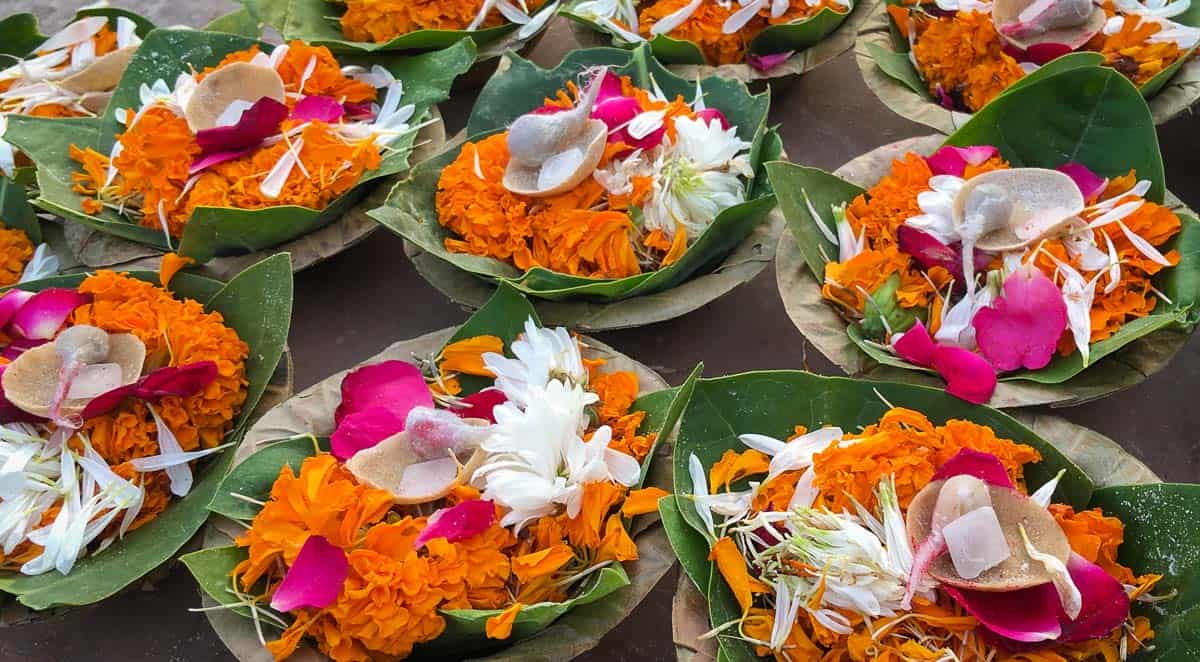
866, 42, 929, 97
670, 372, 1093, 541
244, 0, 518, 53
859, 273, 916, 340
659, 495, 711, 594
766, 160, 863, 282
204, 8, 265, 38
440, 281, 539, 395
208, 436, 326, 521
633, 363, 702, 486
372, 45, 777, 303
707, 565, 759, 662
945, 67, 1165, 203
3, 29, 473, 264
424, 564, 631, 657
0, 176, 41, 244
0, 13, 44, 59
180, 545, 256, 620
1089, 483, 1200, 660
0, 258, 293, 609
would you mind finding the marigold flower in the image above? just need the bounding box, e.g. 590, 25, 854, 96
0, 222, 34, 287
485, 602, 524, 640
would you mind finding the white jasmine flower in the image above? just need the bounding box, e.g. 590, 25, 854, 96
643, 115, 751, 242
573, 0, 646, 42
483, 317, 588, 406
905, 174, 966, 245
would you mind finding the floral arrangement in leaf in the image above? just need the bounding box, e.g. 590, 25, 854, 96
858, 0, 1200, 129
242, 0, 558, 54
663, 370, 1200, 661
373, 45, 781, 309
0, 177, 59, 286
0, 7, 155, 181
770, 64, 1200, 407
182, 283, 696, 661
3, 28, 475, 264
563, 0, 862, 76
0, 253, 292, 610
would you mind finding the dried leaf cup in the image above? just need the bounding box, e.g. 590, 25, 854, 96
663, 370, 1200, 661
241, 0, 557, 89
770, 65, 1200, 407
2, 29, 474, 269
0, 253, 292, 612
857, 0, 1200, 131
184, 283, 694, 661
562, 0, 876, 81
373, 45, 783, 330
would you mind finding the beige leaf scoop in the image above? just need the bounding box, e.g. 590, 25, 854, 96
2, 325, 146, 421
184, 62, 286, 132
59, 46, 137, 96
503, 69, 609, 198
907, 476, 1072, 592
993, 0, 1106, 51
954, 167, 1084, 252
346, 418, 490, 505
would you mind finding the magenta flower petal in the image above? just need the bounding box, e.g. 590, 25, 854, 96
343, 101, 374, 120
194, 97, 289, 155
269, 535, 348, 613
746, 51, 793, 71
0, 364, 47, 424
897, 226, 991, 283
1057, 163, 1108, 201
1, 337, 46, 361
334, 360, 432, 425
695, 108, 731, 130
932, 448, 1015, 488
944, 583, 1064, 642
593, 96, 641, 134
596, 69, 625, 103
414, 499, 496, 548
82, 361, 219, 419
973, 266, 1067, 372
932, 346, 997, 404
903, 531, 947, 608
926, 145, 1001, 177
0, 289, 34, 328
934, 84, 956, 110
894, 319, 937, 367
292, 95, 345, 123
330, 406, 406, 460
1058, 554, 1130, 641
10, 288, 91, 340
455, 388, 507, 423
1025, 42, 1075, 64
189, 147, 255, 175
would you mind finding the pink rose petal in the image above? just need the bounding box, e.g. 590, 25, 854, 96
596, 69, 625, 103
455, 388, 507, 424
188, 147, 256, 175
330, 406, 406, 460
1058, 553, 1130, 641
746, 51, 793, 71
334, 361, 432, 425
0, 289, 34, 328
292, 95, 345, 123
343, 101, 374, 120
932, 345, 997, 404
1057, 163, 1108, 201
973, 266, 1068, 372
10, 289, 91, 340
932, 448, 1015, 488
414, 499, 496, 548
894, 319, 937, 367
269, 535, 348, 613
926, 145, 1001, 177
1005, 41, 1075, 65
405, 406, 488, 460
82, 361, 220, 419
897, 226, 991, 284
935, 84, 957, 110
194, 97, 289, 155
903, 530, 948, 609
593, 96, 641, 136
944, 583, 1064, 643
695, 108, 731, 130
2, 337, 46, 361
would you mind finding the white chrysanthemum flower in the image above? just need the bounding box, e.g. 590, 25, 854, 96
472, 379, 639, 530
643, 116, 752, 241
573, 0, 646, 42
483, 317, 588, 406
905, 174, 966, 245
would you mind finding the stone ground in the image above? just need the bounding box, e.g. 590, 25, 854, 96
15, 1, 237, 28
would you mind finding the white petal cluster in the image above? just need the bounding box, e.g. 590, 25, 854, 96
573, 0, 646, 42
473, 317, 640, 530
643, 115, 752, 241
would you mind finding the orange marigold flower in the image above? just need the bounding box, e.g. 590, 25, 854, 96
1092, 6, 1184, 86
1049, 503, 1137, 584
910, 10, 1026, 112
709, 536, 770, 613
811, 407, 1040, 512
709, 448, 771, 492
563, 480, 627, 550
595, 514, 640, 563
590, 370, 640, 424
620, 486, 669, 517
339, 0, 544, 42
511, 543, 575, 584
439, 334, 502, 379
0, 222, 34, 287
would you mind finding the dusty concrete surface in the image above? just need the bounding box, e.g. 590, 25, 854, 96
12, 1, 237, 29
3, 4, 1200, 662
